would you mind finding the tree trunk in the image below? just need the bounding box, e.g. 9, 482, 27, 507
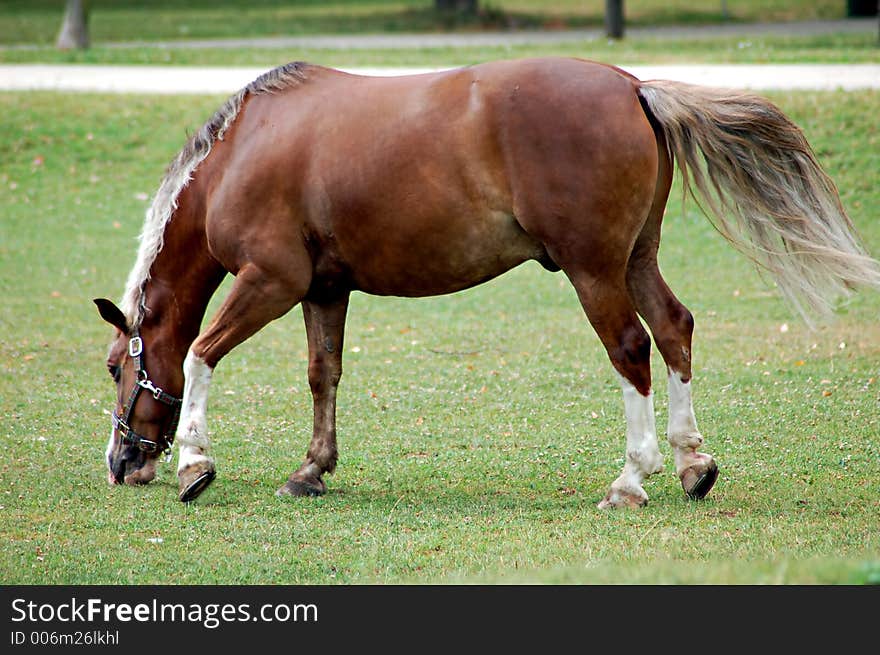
435, 0, 478, 13
56, 0, 89, 50
845, 0, 878, 16
605, 0, 625, 39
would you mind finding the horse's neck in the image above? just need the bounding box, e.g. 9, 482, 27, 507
140, 193, 225, 371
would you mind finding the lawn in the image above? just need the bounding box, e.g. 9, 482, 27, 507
1, 0, 876, 66
1, 32, 877, 66
0, 85, 878, 584
0, 1, 853, 45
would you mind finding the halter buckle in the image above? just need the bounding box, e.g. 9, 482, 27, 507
137, 438, 159, 454
128, 336, 143, 357
138, 376, 164, 400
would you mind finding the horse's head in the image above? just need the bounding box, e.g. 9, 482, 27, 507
94, 298, 182, 486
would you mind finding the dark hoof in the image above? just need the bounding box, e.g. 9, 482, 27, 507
276, 475, 326, 497
681, 458, 719, 500
178, 464, 216, 503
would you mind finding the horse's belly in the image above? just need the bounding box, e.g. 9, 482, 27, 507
340, 209, 543, 297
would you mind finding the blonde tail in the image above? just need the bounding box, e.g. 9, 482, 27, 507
638, 79, 880, 322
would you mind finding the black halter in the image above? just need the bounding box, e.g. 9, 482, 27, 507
112, 331, 182, 455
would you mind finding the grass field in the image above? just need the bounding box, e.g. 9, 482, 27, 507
2, 32, 877, 66
1, 84, 878, 584
0, 1, 852, 45
1, 1, 876, 66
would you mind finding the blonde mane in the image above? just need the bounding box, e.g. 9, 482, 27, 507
119, 62, 309, 328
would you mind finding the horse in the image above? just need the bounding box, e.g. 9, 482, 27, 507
94, 58, 880, 507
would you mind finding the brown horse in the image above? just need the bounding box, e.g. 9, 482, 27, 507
94, 58, 880, 507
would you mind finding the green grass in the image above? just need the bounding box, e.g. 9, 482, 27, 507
2, 32, 877, 66
1, 88, 879, 584
0, 1, 851, 46
2, 0, 874, 66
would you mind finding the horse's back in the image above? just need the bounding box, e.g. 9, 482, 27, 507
199, 58, 658, 296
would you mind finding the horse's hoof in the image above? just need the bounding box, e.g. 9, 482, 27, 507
680, 457, 719, 500
178, 462, 216, 503
276, 475, 326, 497
598, 487, 648, 509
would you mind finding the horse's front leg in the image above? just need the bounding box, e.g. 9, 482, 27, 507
175, 259, 312, 502
277, 292, 350, 497
177, 351, 217, 502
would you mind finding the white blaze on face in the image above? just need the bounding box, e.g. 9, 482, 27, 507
176, 351, 214, 472
106, 425, 117, 483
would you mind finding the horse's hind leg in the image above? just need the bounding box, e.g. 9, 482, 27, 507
562, 267, 664, 508
625, 159, 718, 500
277, 292, 349, 497
627, 253, 718, 500
533, 198, 664, 505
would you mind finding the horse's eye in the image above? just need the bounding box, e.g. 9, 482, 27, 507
108, 364, 121, 383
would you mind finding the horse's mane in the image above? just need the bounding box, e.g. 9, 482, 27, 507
120, 61, 309, 329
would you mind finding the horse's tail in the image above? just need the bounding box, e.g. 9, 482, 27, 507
637, 79, 880, 323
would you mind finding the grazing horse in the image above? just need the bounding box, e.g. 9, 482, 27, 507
95, 58, 880, 507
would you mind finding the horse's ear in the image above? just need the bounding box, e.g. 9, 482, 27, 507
93, 298, 130, 335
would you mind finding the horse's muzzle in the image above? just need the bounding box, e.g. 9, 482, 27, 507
107, 450, 156, 486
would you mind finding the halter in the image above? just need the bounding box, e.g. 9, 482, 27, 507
112, 331, 182, 456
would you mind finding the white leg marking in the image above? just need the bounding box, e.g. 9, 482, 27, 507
667, 370, 698, 436
176, 351, 214, 474
666, 370, 706, 474
618, 372, 664, 480
599, 373, 664, 507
